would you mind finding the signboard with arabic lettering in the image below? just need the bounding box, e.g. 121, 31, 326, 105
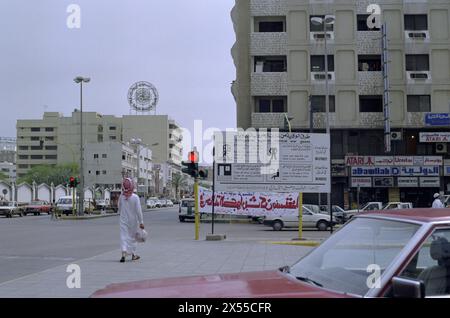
345, 156, 442, 166
214, 132, 330, 193
351, 166, 440, 177
198, 187, 299, 217
424, 113, 450, 126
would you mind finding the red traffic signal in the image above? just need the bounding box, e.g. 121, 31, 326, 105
188, 151, 199, 163
69, 177, 78, 188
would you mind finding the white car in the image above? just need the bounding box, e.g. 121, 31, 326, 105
178, 198, 195, 222
165, 200, 174, 207
146, 199, 156, 209
56, 196, 94, 215
0, 201, 24, 218
263, 206, 337, 231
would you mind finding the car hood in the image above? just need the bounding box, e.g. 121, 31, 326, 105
91, 270, 351, 298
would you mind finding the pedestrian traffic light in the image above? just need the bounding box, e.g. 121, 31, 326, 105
182, 150, 199, 178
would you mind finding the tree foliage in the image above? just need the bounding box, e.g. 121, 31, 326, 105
0, 171, 8, 181
18, 163, 79, 185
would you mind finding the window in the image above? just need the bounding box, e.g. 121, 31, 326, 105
311, 96, 336, 113
109, 126, 116, 131
19, 146, 28, 150
255, 97, 287, 113
18, 155, 28, 160
46, 155, 57, 159
30, 136, 40, 141
102, 154, 107, 158
102, 170, 107, 175
94, 154, 99, 159
397, 229, 450, 297
45, 127, 54, 132
404, 14, 428, 31
259, 21, 284, 32
30, 155, 43, 159
98, 134, 103, 143
254, 56, 287, 72
18, 164, 28, 169
30, 127, 40, 132
110, 136, 117, 140
358, 55, 382, 71
407, 95, 431, 112
30, 146, 41, 150
45, 136, 54, 141
310, 15, 334, 32
406, 55, 429, 71
96, 171, 100, 175
311, 55, 334, 72
360, 95, 383, 112
45, 146, 57, 150
357, 15, 380, 31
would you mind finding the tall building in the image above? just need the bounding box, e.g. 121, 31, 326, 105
232, 0, 450, 207
16, 112, 183, 185
0, 137, 16, 164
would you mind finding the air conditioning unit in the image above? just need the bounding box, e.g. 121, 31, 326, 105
405, 31, 429, 40
311, 72, 335, 81
310, 31, 334, 41
391, 131, 402, 141
407, 71, 430, 80
436, 143, 448, 154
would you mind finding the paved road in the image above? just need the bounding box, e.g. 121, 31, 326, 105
0, 207, 330, 296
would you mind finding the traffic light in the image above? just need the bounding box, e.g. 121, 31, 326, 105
198, 168, 208, 180
69, 177, 79, 188
182, 150, 199, 178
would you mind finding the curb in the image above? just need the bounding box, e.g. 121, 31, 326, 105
59, 213, 119, 220
267, 240, 321, 247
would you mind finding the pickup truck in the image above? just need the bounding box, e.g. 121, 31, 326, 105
0, 201, 24, 218
346, 201, 413, 219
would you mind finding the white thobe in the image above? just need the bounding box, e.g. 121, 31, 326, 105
432, 199, 444, 208
119, 194, 143, 254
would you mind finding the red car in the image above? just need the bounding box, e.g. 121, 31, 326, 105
92, 209, 450, 298
23, 200, 52, 216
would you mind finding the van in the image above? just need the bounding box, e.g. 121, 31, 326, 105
178, 198, 195, 222
56, 196, 95, 216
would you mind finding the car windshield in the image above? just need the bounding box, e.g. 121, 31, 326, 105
0, 202, 14, 207
30, 201, 43, 205
58, 199, 72, 204
288, 217, 420, 296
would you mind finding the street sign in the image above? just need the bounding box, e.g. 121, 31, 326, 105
214, 132, 330, 193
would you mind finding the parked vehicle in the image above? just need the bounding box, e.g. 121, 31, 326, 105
263, 206, 336, 231
95, 199, 110, 211
0, 201, 24, 218
23, 200, 52, 216
319, 205, 348, 224
146, 199, 157, 209
55, 196, 95, 216
178, 198, 195, 222
165, 199, 174, 207
346, 201, 413, 219
92, 209, 450, 298
303, 204, 321, 214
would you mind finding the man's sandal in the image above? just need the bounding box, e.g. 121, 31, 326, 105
120, 256, 125, 263
131, 255, 140, 261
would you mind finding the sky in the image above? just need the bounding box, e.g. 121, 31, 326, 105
0, 0, 237, 142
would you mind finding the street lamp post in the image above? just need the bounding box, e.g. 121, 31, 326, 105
311, 15, 335, 233
74, 76, 90, 216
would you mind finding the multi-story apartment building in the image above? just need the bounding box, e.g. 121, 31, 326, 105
16, 112, 183, 188
0, 137, 17, 164
232, 0, 450, 207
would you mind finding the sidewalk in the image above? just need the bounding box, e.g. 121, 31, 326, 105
0, 236, 314, 298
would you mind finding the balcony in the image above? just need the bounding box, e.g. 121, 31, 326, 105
356, 32, 382, 54
250, 0, 287, 17
251, 72, 288, 96
251, 112, 286, 129
250, 32, 287, 56
359, 113, 384, 128
358, 72, 383, 95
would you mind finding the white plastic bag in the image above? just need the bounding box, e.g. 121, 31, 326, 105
135, 228, 148, 243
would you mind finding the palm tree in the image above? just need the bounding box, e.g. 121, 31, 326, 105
171, 172, 186, 200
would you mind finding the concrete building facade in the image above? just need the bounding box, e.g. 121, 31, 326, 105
232, 0, 450, 207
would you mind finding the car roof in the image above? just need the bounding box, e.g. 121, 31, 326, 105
359, 208, 450, 223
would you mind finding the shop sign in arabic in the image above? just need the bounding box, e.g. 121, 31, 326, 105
345, 156, 442, 166
419, 132, 450, 143
198, 187, 299, 217
351, 166, 440, 176
424, 113, 450, 126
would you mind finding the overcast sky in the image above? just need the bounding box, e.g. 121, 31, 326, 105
0, 0, 237, 141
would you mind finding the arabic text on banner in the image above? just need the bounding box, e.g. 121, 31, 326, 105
198, 187, 299, 217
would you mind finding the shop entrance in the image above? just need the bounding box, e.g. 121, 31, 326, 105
400, 188, 439, 208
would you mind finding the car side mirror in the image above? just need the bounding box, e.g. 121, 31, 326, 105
392, 276, 425, 298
